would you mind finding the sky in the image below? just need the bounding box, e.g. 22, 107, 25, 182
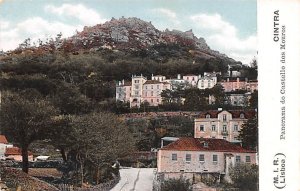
0, 0, 257, 65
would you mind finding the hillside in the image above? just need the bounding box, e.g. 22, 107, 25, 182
2, 17, 239, 67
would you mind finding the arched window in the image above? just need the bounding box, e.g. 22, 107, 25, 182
240, 113, 245, 118
206, 114, 210, 118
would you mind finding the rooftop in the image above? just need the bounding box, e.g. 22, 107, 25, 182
5, 147, 33, 155
161, 137, 255, 153
198, 110, 256, 119
0, 135, 8, 144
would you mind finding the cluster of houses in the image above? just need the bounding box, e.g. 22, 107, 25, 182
156, 109, 257, 182
116, 71, 258, 108
0, 135, 33, 162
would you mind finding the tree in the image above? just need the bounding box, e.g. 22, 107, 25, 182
48, 115, 73, 162
51, 83, 91, 115
161, 178, 192, 191
229, 163, 258, 191
239, 116, 258, 150
208, 84, 227, 107
0, 90, 60, 173
63, 112, 135, 185
249, 90, 258, 109
183, 88, 208, 111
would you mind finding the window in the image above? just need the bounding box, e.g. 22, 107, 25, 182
200, 125, 205, 131
151, 91, 153, 96
234, 136, 239, 140
240, 113, 245, 118
134, 80, 139, 83
246, 156, 251, 163
223, 136, 227, 140
236, 156, 241, 163
145, 92, 147, 97
211, 125, 216, 131
135, 85, 139, 89
234, 125, 238, 131
203, 142, 208, 147
157, 85, 160, 89
206, 114, 210, 118
172, 154, 177, 161
151, 99, 153, 103
186, 154, 191, 162
208, 82, 211, 87
199, 154, 205, 162
145, 86, 147, 90
223, 125, 227, 132
151, 85, 153, 89
201, 82, 204, 87
223, 114, 227, 121
135, 91, 139, 96
213, 155, 218, 163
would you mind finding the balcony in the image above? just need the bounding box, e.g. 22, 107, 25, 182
221, 131, 229, 136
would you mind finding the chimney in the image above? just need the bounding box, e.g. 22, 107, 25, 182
227, 78, 229, 82
237, 78, 240, 82
177, 74, 181, 80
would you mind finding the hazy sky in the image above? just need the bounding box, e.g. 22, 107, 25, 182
0, 0, 257, 64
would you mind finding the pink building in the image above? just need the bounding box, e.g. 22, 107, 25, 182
219, 78, 258, 93
246, 80, 258, 93
142, 80, 171, 106
116, 75, 171, 107
194, 110, 256, 142
157, 137, 256, 180
183, 74, 199, 86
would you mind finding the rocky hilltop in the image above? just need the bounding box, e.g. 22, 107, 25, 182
67, 17, 233, 61
4, 17, 237, 64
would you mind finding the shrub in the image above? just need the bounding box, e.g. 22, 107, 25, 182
161, 178, 192, 191
229, 163, 258, 191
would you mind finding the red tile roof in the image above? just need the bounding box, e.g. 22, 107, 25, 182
5, 147, 33, 156
198, 110, 256, 119
161, 137, 256, 153
0, 135, 8, 144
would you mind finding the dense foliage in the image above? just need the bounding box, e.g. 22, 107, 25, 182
161, 178, 192, 191
229, 163, 258, 191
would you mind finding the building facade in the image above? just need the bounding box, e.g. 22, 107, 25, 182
116, 80, 132, 103
197, 72, 218, 89
194, 110, 255, 142
219, 78, 258, 93
0, 135, 8, 160
116, 75, 171, 107
116, 73, 222, 108
5, 147, 34, 162
157, 138, 256, 180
